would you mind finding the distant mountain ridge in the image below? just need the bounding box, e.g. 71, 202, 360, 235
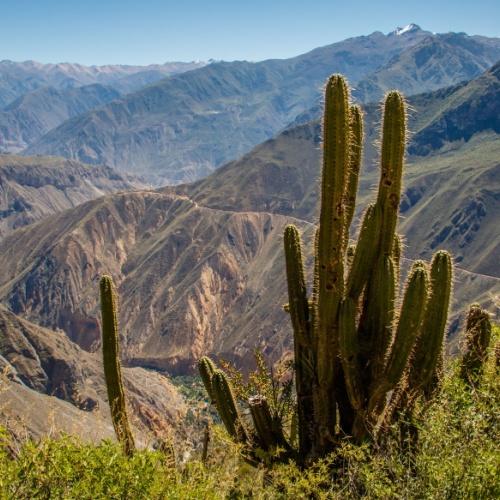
354, 32, 500, 102
0, 154, 143, 240
410, 60, 500, 154
0, 59, 207, 108
22, 26, 432, 183
24, 27, 500, 184
0, 84, 120, 153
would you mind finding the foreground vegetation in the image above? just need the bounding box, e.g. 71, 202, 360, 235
1, 327, 498, 499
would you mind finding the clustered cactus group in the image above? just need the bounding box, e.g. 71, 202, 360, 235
98, 74, 494, 467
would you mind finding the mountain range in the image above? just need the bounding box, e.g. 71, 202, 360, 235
18, 26, 500, 184
0, 84, 120, 153
0, 59, 206, 108
0, 26, 498, 440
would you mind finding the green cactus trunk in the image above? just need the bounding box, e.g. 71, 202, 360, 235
314, 74, 351, 453
100, 275, 135, 457
248, 395, 290, 456
406, 251, 452, 395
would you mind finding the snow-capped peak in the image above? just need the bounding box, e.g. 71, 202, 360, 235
392, 23, 421, 36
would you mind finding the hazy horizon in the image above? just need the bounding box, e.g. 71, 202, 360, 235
3, 0, 500, 66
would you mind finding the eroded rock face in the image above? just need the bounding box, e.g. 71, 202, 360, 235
0, 305, 186, 438
0, 191, 308, 373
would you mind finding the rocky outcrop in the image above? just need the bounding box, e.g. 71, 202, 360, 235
0, 190, 308, 372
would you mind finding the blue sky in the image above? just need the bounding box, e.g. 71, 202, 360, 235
2, 0, 499, 65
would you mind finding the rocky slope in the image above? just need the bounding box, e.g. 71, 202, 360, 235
173, 65, 500, 277
409, 60, 500, 154
0, 84, 120, 153
0, 185, 496, 377
0, 191, 301, 371
0, 154, 142, 240
0, 305, 186, 441
0, 62, 497, 379
25, 29, 500, 184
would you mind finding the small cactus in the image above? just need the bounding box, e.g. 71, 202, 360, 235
460, 304, 492, 386
198, 356, 217, 402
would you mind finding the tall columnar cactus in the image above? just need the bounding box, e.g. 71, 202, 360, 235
100, 275, 135, 456
460, 304, 492, 386
199, 74, 456, 464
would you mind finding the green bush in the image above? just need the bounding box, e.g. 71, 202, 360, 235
1, 328, 498, 498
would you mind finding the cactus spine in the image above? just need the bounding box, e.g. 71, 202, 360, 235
100, 275, 135, 456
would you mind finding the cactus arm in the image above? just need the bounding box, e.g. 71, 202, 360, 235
362, 92, 406, 382
211, 370, 248, 443
198, 356, 217, 402
460, 304, 492, 385
344, 104, 363, 240
100, 275, 135, 456
284, 225, 311, 348
408, 250, 452, 392
283, 224, 314, 458
366, 255, 397, 381
338, 297, 364, 410
384, 262, 428, 387
376, 91, 406, 257
368, 262, 429, 414
346, 204, 381, 301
